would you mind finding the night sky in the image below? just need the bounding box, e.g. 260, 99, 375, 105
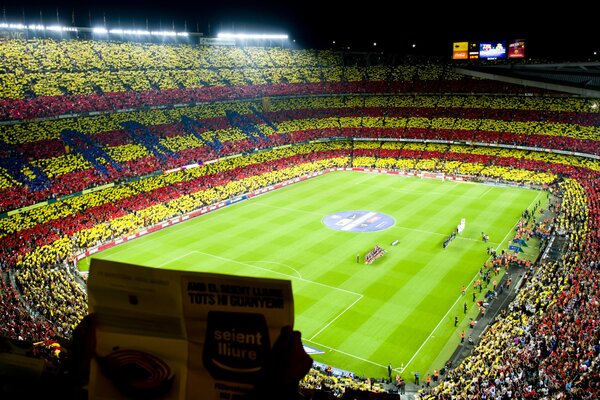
2, 0, 598, 60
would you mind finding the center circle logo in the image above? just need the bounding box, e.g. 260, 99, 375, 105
323, 210, 394, 232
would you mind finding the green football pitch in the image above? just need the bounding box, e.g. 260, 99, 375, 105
78, 171, 545, 379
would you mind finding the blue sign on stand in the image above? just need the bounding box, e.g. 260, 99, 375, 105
508, 245, 521, 253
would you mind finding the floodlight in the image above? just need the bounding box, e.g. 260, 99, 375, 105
130, 29, 151, 35
0, 20, 186, 39
47, 25, 76, 32
217, 32, 288, 40
150, 31, 177, 37
113, 29, 151, 35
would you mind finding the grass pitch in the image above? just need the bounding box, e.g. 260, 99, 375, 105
79, 171, 545, 379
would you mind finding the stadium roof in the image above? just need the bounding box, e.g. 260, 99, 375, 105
456, 62, 600, 98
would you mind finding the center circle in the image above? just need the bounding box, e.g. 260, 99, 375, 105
322, 210, 395, 232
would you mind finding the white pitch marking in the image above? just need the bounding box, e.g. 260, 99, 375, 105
246, 260, 303, 279
478, 186, 495, 198
156, 250, 196, 267
341, 212, 376, 231
308, 294, 364, 341
303, 339, 388, 370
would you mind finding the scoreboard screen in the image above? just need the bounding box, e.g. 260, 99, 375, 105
479, 41, 507, 59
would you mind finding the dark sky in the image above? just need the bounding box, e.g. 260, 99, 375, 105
2, 0, 598, 60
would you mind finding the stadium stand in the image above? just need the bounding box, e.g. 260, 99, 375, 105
0, 36, 599, 398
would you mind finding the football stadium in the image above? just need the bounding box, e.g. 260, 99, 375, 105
0, 5, 599, 400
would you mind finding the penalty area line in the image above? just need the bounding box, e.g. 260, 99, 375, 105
193, 250, 302, 279
308, 294, 364, 341
303, 338, 388, 370
156, 250, 197, 267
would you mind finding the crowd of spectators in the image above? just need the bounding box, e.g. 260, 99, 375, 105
15, 266, 87, 339
0, 276, 55, 341
299, 368, 387, 397
0, 38, 552, 120
1, 93, 599, 215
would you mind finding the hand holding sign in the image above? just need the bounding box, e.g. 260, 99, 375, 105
86, 259, 299, 400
